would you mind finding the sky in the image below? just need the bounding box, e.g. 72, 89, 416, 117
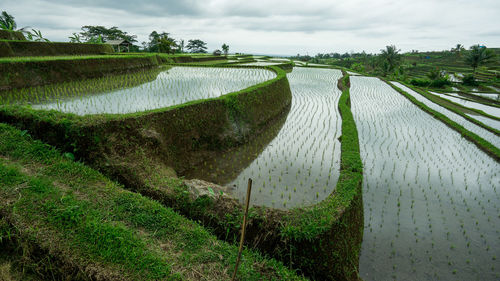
3, 0, 500, 56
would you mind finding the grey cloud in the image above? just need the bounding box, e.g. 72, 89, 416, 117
3, 0, 500, 55
40, 0, 202, 16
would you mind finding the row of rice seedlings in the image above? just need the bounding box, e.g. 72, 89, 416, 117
212, 68, 343, 209
351, 76, 500, 281
391, 82, 500, 148
0, 68, 162, 105
429, 91, 500, 118
2, 67, 276, 115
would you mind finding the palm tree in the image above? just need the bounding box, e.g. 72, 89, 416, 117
379, 45, 401, 76
180, 39, 185, 53
0, 11, 29, 32
222, 43, 229, 55
452, 44, 465, 57
28, 29, 50, 42
68, 33, 82, 43
465, 45, 496, 73
0, 11, 16, 30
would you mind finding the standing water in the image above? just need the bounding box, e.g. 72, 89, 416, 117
351, 76, 500, 280
14, 67, 276, 115
186, 68, 343, 209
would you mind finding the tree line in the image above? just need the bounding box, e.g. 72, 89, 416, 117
1, 11, 230, 54
295, 44, 496, 86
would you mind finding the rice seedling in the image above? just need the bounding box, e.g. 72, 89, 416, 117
2, 67, 276, 115
214, 68, 343, 209
352, 76, 500, 280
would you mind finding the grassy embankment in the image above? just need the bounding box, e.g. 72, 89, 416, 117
0, 123, 306, 281
0, 30, 26, 41
0, 40, 114, 57
0, 63, 363, 280
274, 70, 364, 280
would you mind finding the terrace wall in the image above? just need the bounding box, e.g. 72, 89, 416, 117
171, 55, 228, 63
0, 55, 165, 90
0, 67, 364, 280
0, 30, 26, 40
0, 40, 113, 57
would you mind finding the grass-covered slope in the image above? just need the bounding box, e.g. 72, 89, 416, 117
0, 66, 364, 280
259, 70, 363, 281
0, 54, 166, 90
0, 30, 26, 41
0, 123, 306, 281
279, 71, 363, 280
0, 40, 114, 57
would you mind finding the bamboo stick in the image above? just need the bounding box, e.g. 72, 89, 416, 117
231, 178, 252, 281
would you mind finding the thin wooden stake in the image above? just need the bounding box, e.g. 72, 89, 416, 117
231, 178, 252, 281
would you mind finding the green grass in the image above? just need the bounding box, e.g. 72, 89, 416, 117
180, 59, 229, 65
0, 53, 159, 63
278, 72, 363, 280
0, 122, 306, 280
0, 65, 363, 280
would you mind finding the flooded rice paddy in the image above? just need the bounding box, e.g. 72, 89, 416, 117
391, 82, 500, 148
186, 67, 342, 209
352, 76, 500, 281
16, 67, 276, 115
429, 91, 500, 117
4, 64, 499, 278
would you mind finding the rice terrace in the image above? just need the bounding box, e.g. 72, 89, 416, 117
0, 1, 499, 280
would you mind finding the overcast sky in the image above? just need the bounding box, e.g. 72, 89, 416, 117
3, 0, 500, 55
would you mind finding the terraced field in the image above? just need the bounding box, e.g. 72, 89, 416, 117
4, 67, 276, 115
229, 68, 342, 208
188, 67, 343, 209
429, 91, 500, 117
392, 82, 500, 147
351, 76, 500, 280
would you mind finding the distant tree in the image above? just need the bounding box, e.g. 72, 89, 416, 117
186, 39, 207, 53
80, 26, 137, 43
147, 31, 176, 53
179, 39, 185, 53
158, 38, 177, 54
379, 45, 401, 75
427, 67, 443, 80
465, 44, 496, 73
451, 44, 465, 57
85, 34, 103, 44
68, 32, 82, 43
27, 29, 50, 42
0, 11, 16, 30
462, 74, 478, 86
222, 43, 229, 55
0, 11, 29, 32
368, 56, 378, 71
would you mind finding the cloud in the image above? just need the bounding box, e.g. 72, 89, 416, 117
3, 0, 500, 55
39, 0, 202, 16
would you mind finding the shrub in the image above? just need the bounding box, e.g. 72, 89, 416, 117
352, 62, 365, 72
462, 74, 478, 86
429, 78, 451, 88
410, 78, 451, 88
410, 78, 431, 87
